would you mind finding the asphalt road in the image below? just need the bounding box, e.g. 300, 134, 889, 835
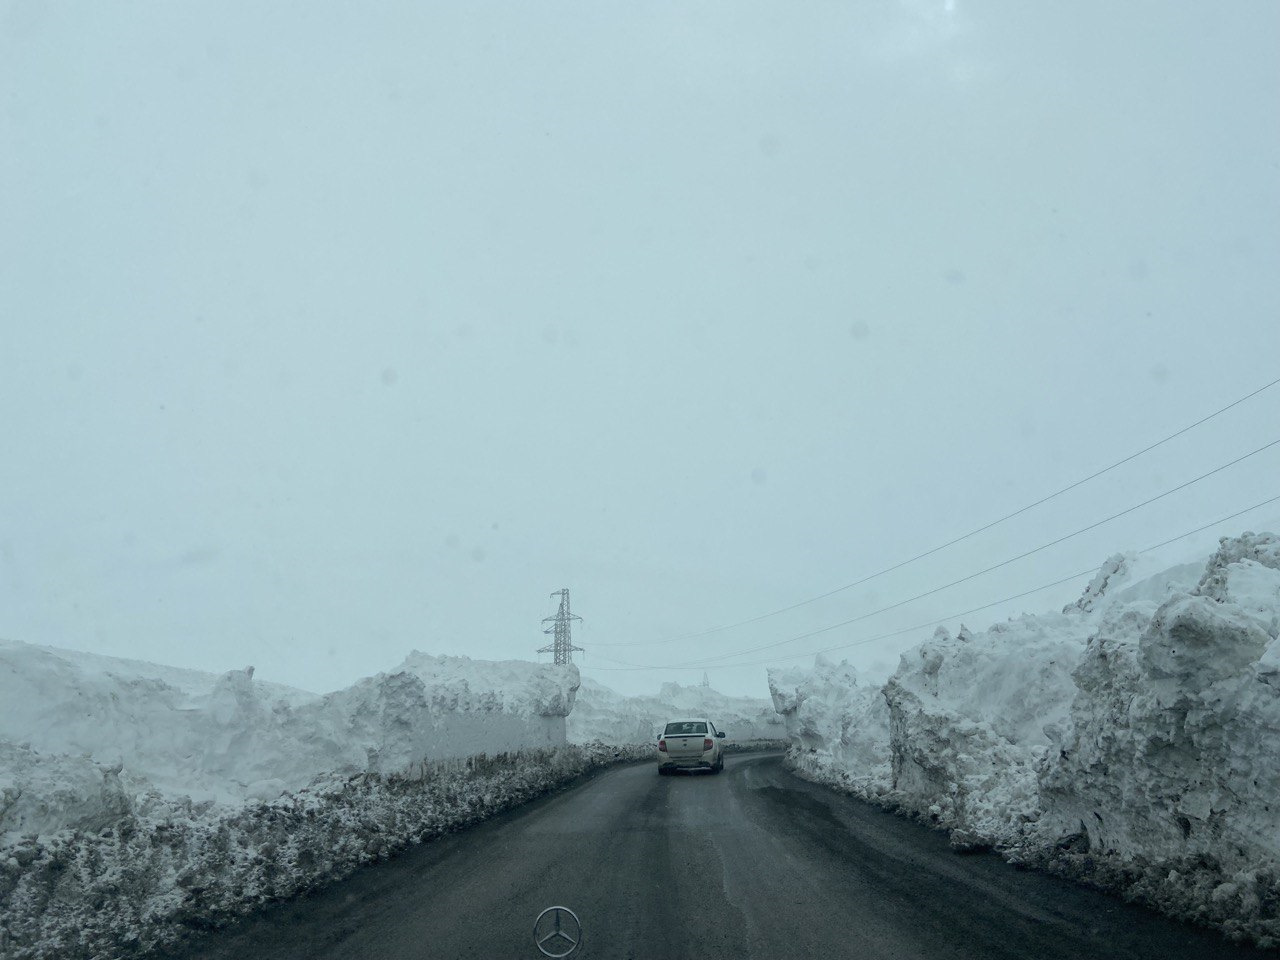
165, 753, 1273, 960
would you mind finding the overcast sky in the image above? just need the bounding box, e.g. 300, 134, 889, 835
3, 1, 1278, 698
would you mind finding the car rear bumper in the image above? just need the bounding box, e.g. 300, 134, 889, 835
660, 759, 714, 770
658, 750, 718, 771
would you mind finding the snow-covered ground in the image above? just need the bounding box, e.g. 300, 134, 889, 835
0, 636, 784, 958
0, 742, 647, 960
11, 533, 1274, 954
0, 639, 775, 849
0, 644, 637, 958
568, 675, 785, 745
769, 532, 1280, 946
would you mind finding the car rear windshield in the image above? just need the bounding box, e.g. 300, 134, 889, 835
664, 721, 708, 736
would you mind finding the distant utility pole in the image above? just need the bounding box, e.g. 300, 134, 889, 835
701, 671, 710, 688
538, 588, 584, 665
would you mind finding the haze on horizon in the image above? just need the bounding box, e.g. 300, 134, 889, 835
2, 0, 1278, 698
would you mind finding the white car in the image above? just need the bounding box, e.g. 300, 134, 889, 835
657, 718, 726, 775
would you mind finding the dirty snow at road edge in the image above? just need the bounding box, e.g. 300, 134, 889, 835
769, 532, 1280, 946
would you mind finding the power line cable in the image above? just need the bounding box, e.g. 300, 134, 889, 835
585, 490, 1280, 672
586, 565, 1098, 671
589, 375, 1280, 648
667, 437, 1280, 667
598, 437, 1279, 668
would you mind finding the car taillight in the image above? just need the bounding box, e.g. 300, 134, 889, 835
703, 738, 714, 751
658, 739, 667, 752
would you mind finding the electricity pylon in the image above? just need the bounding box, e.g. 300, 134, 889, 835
538, 588, 583, 665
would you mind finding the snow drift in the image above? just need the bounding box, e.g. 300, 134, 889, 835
1038, 533, 1280, 942
0, 743, 648, 960
0, 642, 580, 840
767, 656, 890, 796
0, 643, 597, 959
769, 533, 1280, 945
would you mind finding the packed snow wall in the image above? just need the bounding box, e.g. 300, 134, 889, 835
1037, 533, 1280, 933
0, 642, 579, 839
568, 676, 785, 744
2, 744, 650, 960
768, 534, 1280, 944
880, 609, 1088, 848
767, 657, 890, 796
317, 652, 579, 774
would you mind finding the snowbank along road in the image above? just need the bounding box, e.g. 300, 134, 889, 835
162, 754, 1271, 960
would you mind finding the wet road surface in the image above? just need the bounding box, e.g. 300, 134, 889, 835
164, 753, 1274, 960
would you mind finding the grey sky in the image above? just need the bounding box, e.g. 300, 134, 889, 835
3, 1, 1278, 697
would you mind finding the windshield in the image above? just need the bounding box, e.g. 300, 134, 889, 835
2, 3, 1278, 959
664, 722, 709, 736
